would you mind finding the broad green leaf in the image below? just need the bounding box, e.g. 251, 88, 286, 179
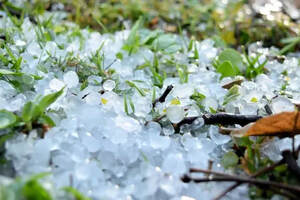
216, 61, 239, 79
22, 102, 35, 122
22, 179, 52, 200
221, 151, 239, 169
223, 85, 240, 105
218, 48, 244, 71
0, 110, 17, 129
38, 87, 64, 113
39, 115, 56, 127
141, 30, 160, 45
153, 34, 181, 53
63, 187, 91, 200
234, 137, 253, 147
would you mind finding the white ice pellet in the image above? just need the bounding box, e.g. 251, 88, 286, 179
209, 126, 231, 145
103, 79, 116, 91
271, 96, 295, 113
162, 153, 186, 175
63, 71, 79, 88
49, 78, 65, 91
166, 105, 185, 124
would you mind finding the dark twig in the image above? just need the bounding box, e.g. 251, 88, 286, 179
181, 175, 300, 195
213, 159, 285, 200
268, 186, 299, 200
174, 117, 197, 133
203, 113, 262, 126
189, 159, 285, 200
152, 85, 173, 108
282, 150, 300, 177
189, 168, 232, 177
175, 113, 262, 133
264, 104, 273, 115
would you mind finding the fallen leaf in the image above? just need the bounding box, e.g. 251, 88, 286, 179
222, 77, 244, 89
244, 111, 300, 136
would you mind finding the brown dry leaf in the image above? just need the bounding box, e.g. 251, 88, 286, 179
244, 111, 300, 136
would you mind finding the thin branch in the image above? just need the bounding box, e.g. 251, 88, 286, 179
213, 159, 285, 200
174, 117, 197, 133
203, 113, 262, 126
181, 175, 300, 195
282, 150, 300, 177
189, 168, 232, 178
264, 104, 273, 115
268, 186, 299, 200
175, 113, 262, 133
152, 85, 173, 108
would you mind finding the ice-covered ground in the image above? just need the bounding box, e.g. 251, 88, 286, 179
0, 9, 300, 200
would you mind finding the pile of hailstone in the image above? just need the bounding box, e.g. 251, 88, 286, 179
1, 9, 300, 200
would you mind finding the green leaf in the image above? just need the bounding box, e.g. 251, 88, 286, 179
115, 52, 123, 60
39, 115, 56, 127
0, 110, 17, 129
193, 42, 199, 59
122, 17, 142, 55
223, 84, 240, 105
279, 37, 300, 55
125, 81, 146, 96
141, 30, 160, 45
0, 132, 14, 147
21, 74, 34, 85
22, 178, 52, 200
190, 90, 206, 109
209, 107, 217, 114
128, 97, 135, 113
0, 69, 22, 76
124, 94, 129, 115
63, 187, 91, 200
221, 151, 239, 169
190, 91, 206, 102
216, 61, 239, 79
22, 102, 35, 122
188, 39, 194, 52
152, 34, 181, 53
218, 48, 244, 72
38, 87, 64, 113
234, 137, 253, 147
